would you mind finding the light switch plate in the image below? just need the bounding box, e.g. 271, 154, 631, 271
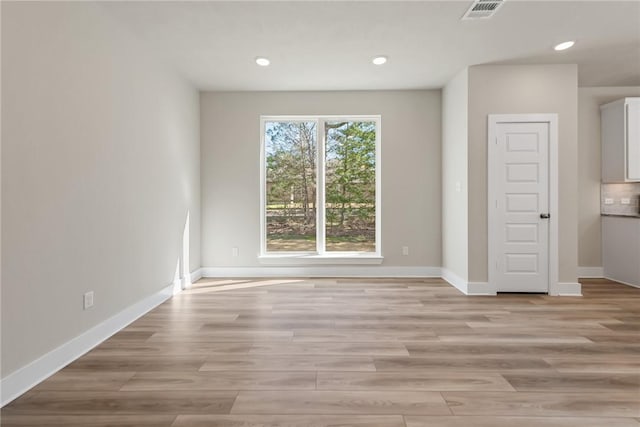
84, 291, 94, 310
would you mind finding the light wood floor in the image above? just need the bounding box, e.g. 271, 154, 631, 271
2, 278, 639, 426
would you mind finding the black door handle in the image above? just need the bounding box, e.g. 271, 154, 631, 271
540, 213, 550, 219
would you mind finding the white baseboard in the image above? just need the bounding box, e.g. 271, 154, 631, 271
467, 282, 497, 296
440, 269, 496, 296
554, 282, 583, 296
441, 271, 579, 296
201, 266, 441, 278
0, 283, 176, 407
190, 268, 203, 283
604, 276, 640, 289
578, 266, 604, 278
440, 268, 468, 294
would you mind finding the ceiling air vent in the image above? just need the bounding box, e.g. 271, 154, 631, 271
462, 0, 505, 20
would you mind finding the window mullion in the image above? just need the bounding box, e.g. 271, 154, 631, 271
316, 119, 326, 254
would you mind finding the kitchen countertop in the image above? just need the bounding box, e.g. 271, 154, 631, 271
601, 213, 640, 218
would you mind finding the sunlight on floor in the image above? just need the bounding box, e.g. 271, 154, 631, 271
184, 278, 308, 294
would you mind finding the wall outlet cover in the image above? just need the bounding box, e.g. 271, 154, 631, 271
83, 291, 94, 310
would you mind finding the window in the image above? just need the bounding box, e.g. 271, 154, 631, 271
261, 116, 381, 260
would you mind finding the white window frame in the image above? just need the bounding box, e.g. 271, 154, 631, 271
259, 115, 382, 265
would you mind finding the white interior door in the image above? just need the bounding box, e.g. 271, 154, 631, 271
489, 120, 551, 293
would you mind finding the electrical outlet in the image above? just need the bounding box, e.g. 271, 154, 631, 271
604, 198, 614, 205
83, 291, 94, 310
232, 247, 239, 257
402, 246, 409, 256
621, 198, 631, 205
455, 181, 462, 193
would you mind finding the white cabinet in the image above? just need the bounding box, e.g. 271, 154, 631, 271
602, 216, 640, 287
601, 97, 640, 182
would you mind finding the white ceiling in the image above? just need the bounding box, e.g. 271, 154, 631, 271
102, 1, 640, 91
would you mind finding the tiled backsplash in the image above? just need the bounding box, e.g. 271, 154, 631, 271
601, 183, 640, 216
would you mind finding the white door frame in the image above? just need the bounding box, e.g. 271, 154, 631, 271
488, 114, 559, 295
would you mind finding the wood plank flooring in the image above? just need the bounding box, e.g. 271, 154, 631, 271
2, 277, 639, 426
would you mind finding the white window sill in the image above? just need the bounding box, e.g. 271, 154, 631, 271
258, 253, 384, 265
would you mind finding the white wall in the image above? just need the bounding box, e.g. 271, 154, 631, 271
578, 87, 640, 270
201, 91, 442, 270
1, 2, 200, 377
467, 64, 579, 284
442, 69, 469, 281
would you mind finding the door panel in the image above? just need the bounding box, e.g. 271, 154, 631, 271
506, 224, 538, 242
506, 163, 538, 182
505, 253, 538, 273
490, 122, 549, 293
505, 193, 538, 212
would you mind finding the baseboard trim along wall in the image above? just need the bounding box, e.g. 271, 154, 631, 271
604, 276, 640, 289
0, 283, 176, 408
440, 268, 581, 296
466, 282, 497, 296
555, 282, 583, 296
440, 269, 497, 296
200, 266, 442, 278
578, 266, 604, 278
190, 268, 203, 283
440, 268, 467, 294
440, 267, 496, 295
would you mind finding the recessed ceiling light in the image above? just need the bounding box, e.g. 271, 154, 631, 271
554, 41, 575, 51
372, 56, 387, 65
255, 57, 270, 66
